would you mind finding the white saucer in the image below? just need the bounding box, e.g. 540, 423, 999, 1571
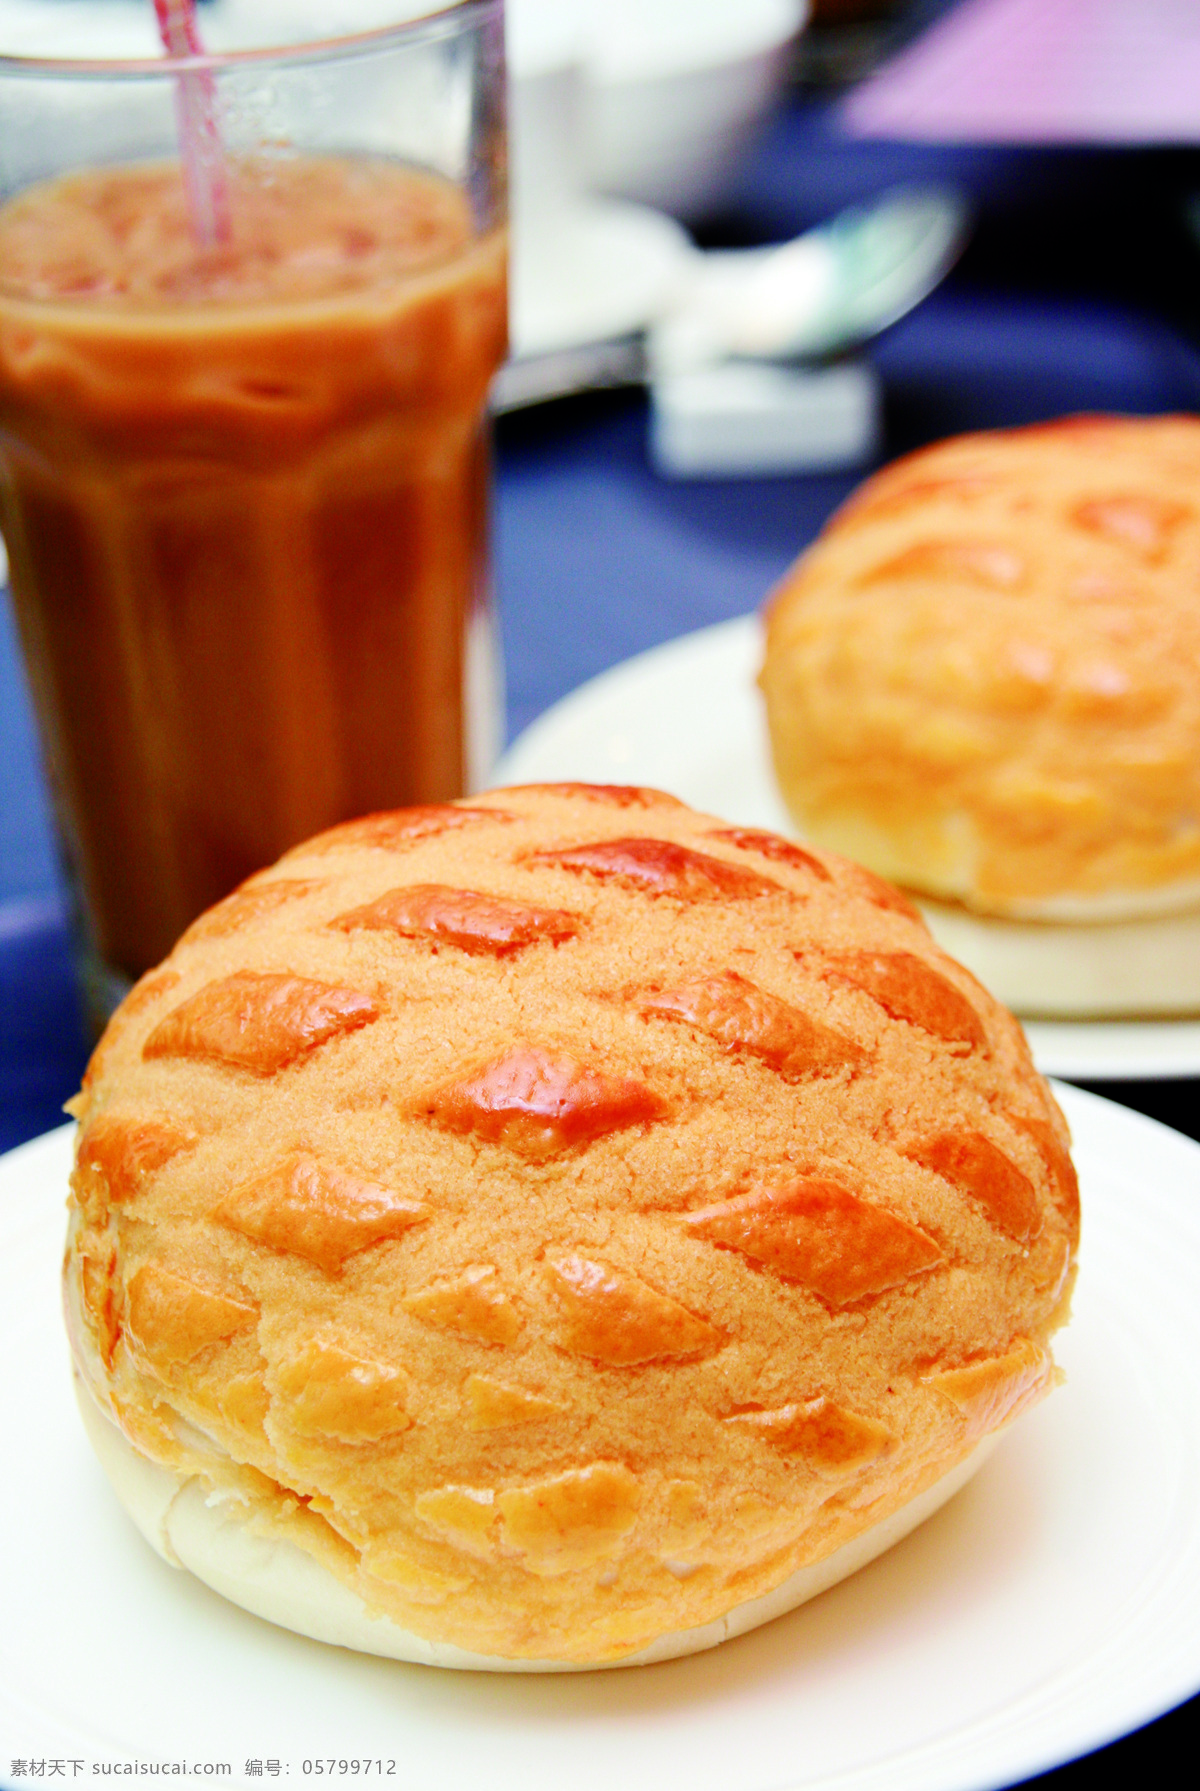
493, 616, 1200, 1082
509, 196, 693, 362
5, 1092, 1200, 1786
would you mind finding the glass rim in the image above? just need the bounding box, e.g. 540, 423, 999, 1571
0, 1, 497, 80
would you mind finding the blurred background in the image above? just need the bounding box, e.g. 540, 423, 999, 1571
7, 6, 1200, 1030
4, 26, 1200, 962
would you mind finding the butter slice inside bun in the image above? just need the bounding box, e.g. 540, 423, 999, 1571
760, 415, 1200, 1011
64, 785, 1076, 1668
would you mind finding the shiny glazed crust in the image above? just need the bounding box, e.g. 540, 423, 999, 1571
64, 786, 1077, 1665
760, 415, 1200, 916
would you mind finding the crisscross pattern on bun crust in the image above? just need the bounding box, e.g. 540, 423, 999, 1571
65, 786, 1076, 1664
761, 415, 1200, 917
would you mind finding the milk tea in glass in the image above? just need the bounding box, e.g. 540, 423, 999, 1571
0, 3, 507, 1019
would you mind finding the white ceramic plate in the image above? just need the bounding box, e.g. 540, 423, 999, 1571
509, 196, 692, 363
493, 617, 1200, 1082
3, 1093, 1200, 1788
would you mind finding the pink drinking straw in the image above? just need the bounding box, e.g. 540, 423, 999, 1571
153, 0, 231, 247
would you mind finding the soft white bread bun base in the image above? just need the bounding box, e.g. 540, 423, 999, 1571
74, 1372, 996, 1673
917, 898, 1200, 1018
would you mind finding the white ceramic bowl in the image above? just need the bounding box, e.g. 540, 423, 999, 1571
506, 0, 697, 364
582, 0, 810, 220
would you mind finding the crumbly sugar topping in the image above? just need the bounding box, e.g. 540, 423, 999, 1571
65, 785, 1076, 1661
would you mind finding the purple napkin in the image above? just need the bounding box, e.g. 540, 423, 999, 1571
843, 0, 1200, 143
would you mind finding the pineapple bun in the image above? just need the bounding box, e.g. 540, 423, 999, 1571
64, 784, 1077, 1668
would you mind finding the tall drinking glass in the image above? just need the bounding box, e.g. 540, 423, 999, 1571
0, 2, 507, 1022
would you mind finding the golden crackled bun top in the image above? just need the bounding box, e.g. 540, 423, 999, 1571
760, 414, 1200, 916
65, 785, 1077, 1663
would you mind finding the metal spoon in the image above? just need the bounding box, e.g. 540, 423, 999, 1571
649, 184, 971, 376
